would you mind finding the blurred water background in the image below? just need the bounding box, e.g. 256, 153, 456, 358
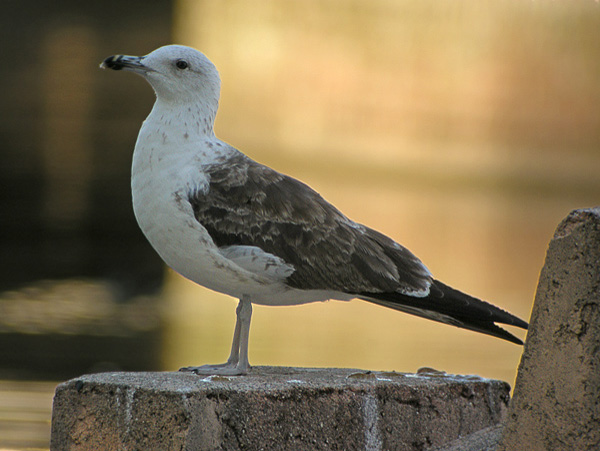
1, 0, 599, 449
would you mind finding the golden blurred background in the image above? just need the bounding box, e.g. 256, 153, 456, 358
1, 0, 599, 449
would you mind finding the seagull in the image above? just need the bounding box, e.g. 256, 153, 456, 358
101, 45, 528, 375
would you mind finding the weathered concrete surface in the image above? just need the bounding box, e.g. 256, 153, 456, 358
497, 207, 600, 451
431, 424, 503, 451
50, 367, 509, 451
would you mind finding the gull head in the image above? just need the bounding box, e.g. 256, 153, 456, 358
101, 45, 221, 108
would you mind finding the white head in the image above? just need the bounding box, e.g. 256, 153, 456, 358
101, 45, 221, 114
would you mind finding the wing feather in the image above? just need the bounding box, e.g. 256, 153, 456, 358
189, 153, 431, 294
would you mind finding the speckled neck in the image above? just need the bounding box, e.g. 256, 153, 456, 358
147, 98, 217, 141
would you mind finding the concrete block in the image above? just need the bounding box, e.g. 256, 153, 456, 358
498, 207, 600, 451
431, 424, 503, 451
50, 367, 510, 451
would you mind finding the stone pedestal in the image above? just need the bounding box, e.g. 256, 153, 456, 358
50, 367, 509, 451
497, 208, 600, 451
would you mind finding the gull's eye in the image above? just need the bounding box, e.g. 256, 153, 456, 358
175, 59, 189, 70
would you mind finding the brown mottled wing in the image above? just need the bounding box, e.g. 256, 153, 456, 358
188, 153, 431, 294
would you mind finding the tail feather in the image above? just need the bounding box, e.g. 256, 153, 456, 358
359, 279, 528, 345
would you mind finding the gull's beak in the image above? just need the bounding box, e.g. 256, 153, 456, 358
100, 54, 150, 73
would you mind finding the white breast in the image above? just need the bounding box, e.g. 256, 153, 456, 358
130, 113, 244, 294
130, 106, 353, 306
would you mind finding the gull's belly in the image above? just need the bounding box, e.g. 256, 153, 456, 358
130, 133, 350, 306
130, 158, 326, 305
131, 166, 351, 306
130, 157, 251, 298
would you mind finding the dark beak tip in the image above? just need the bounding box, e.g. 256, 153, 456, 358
100, 55, 123, 70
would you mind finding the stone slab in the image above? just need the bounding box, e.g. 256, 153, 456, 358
498, 207, 600, 451
50, 367, 510, 451
431, 424, 503, 451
